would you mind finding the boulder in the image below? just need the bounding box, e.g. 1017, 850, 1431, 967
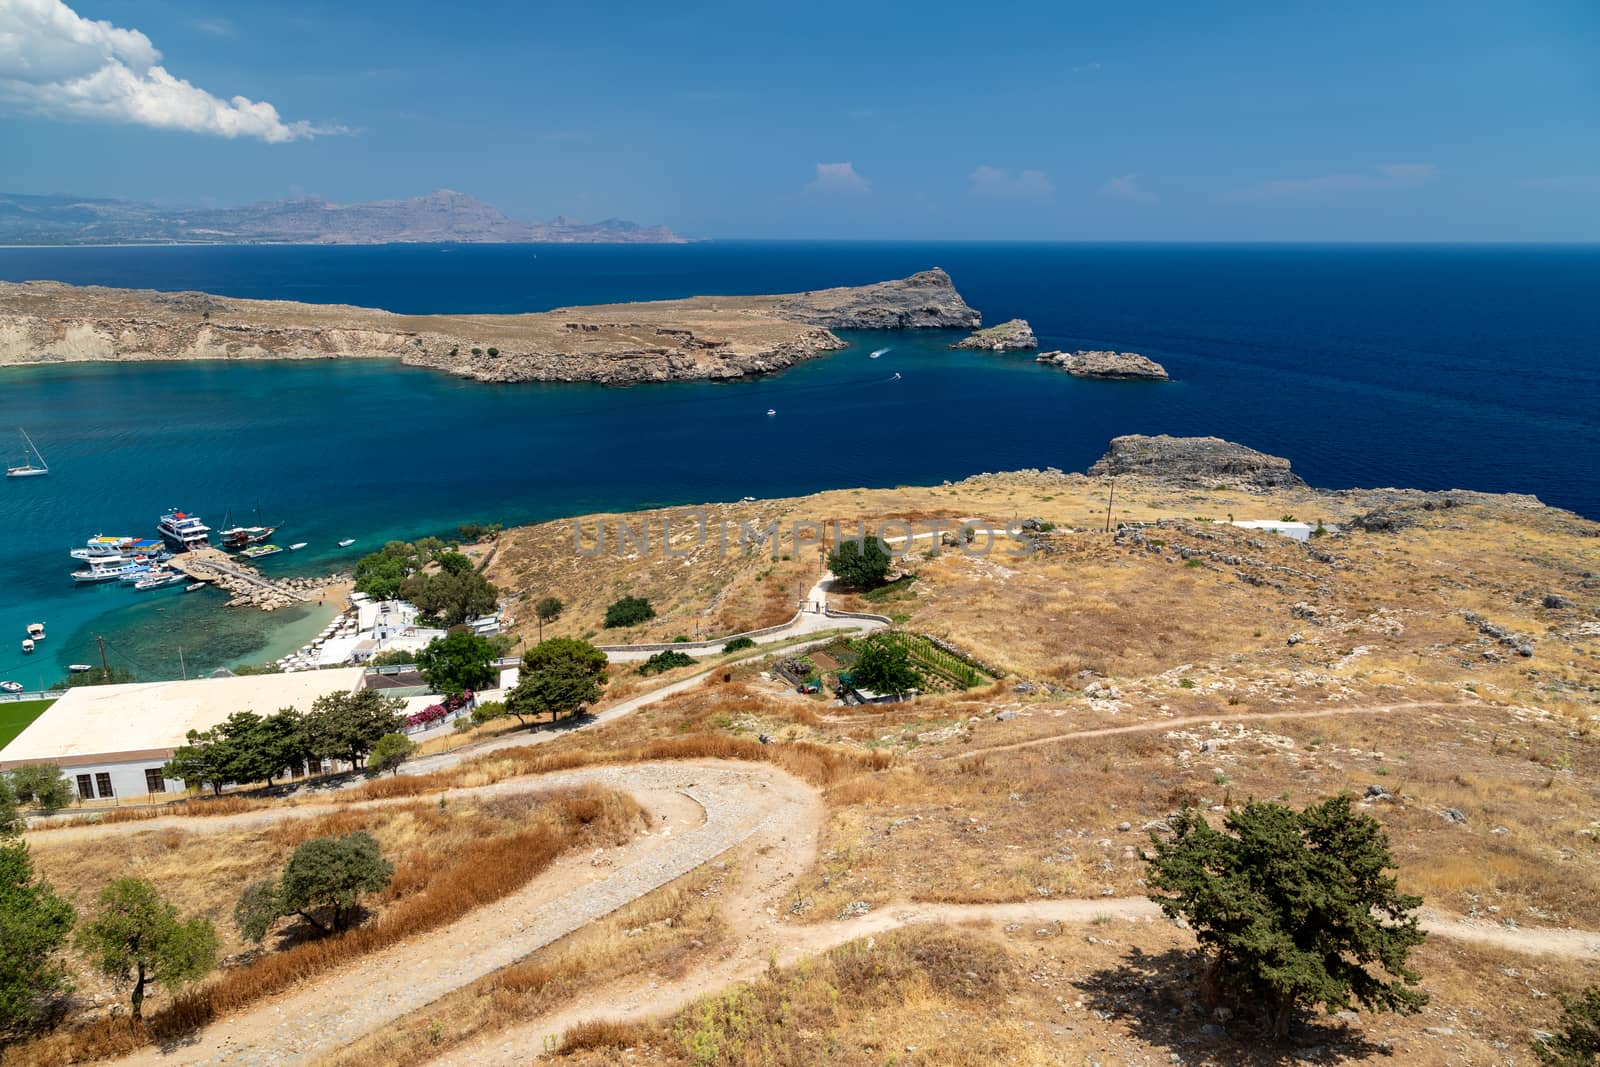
951, 318, 1037, 351
1036, 350, 1169, 380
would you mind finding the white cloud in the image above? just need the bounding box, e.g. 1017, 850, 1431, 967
970, 165, 1053, 200
1102, 173, 1155, 202
805, 162, 870, 195
1235, 162, 1439, 200
0, 0, 335, 141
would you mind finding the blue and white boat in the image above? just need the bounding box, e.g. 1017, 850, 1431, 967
158, 509, 211, 552
72, 559, 146, 582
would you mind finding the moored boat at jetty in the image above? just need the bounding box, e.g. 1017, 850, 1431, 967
157, 509, 211, 552
69, 535, 139, 562
240, 543, 283, 560
72, 559, 147, 582
134, 571, 184, 591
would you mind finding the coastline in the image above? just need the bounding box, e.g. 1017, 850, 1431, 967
0, 269, 978, 385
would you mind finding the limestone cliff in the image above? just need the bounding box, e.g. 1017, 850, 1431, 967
0, 270, 979, 385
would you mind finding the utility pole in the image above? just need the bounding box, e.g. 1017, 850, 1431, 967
1103, 477, 1117, 535
97, 635, 109, 684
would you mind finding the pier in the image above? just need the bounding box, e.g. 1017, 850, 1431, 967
168, 548, 318, 610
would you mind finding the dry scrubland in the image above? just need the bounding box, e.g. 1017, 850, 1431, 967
467, 470, 1600, 1061
16, 470, 1600, 1064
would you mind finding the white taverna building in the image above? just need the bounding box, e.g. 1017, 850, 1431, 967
0, 668, 366, 801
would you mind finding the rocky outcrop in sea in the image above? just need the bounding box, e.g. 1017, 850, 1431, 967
950, 318, 1036, 350
1088, 434, 1307, 491
1036, 350, 1169, 380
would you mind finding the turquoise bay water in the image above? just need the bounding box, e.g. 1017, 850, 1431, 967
1, 242, 1596, 685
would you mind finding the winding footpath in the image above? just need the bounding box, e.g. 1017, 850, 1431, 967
65, 680, 1592, 1064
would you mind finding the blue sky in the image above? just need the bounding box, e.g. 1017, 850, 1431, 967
1, 0, 1596, 240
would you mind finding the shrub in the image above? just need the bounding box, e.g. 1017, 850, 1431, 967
639, 650, 695, 676
604, 595, 656, 629
1535, 985, 1600, 1065
723, 636, 756, 653
368, 733, 417, 776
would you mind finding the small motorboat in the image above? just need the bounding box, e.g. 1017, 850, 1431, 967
21, 639, 34, 654
338, 539, 355, 547
240, 543, 282, 559
0, 681, 23, 693
186, 582, 208, 592
67, 664, 93, 673
766, 409, 777, 416
870, 347, 889, 359
26, 622, 44, 641
134, 572, 184, 591
289, 542, 308, 551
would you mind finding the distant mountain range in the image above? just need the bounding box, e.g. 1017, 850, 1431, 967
0, 189, 685, 246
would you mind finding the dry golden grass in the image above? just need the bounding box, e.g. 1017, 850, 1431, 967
11, 787, 644, 1067
553, 921, 1600, 1067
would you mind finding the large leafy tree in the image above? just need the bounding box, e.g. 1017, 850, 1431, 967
163, 727, 232, 795
1536, 985, 1600, 1066
602, 595, 655, 629
305, 690, 404, 770
1146, 795, 1428, 1039
402, 568, 499, 627
5, 764, 73, 813
236, 832, 393, 940
416, 631, 498, 696
849, 635, 922, 694
353, 540, 422, 600
0, 782, 75, 1035
505, 637, 608, 724
828, 536, 893, 591
77, 879, 218, 1020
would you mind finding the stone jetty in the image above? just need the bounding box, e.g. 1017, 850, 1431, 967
167, 549, 345, 611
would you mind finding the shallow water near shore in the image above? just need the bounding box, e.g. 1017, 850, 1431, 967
1, 241, 1596, 684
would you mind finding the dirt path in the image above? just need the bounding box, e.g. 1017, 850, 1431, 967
950, 700, 1466, 758
111, 762, 822, 1067
434, 895, 1600, 1066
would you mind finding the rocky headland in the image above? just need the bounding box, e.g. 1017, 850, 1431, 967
0, 269, 979, 385
1088, 434, 1307, 491
950, 318, 1036, 350
1037, 349, 1169, 380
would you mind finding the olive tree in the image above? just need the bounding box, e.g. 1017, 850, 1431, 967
77, 879, 218, 1019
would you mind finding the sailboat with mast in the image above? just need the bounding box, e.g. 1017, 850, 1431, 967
5, 428, 48, 478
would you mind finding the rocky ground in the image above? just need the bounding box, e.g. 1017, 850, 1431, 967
0, 269, 978, 385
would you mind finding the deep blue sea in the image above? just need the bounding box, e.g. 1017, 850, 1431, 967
1, 242, 1596, 685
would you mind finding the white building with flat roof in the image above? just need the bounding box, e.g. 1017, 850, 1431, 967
0, 668, 366, 801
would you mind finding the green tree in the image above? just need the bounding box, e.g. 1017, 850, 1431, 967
722, 636, 756, 654
436, 551, 474, 577
1145, 795, 1428, 1039
367, 732, 417, 777
367, 649, 416, 668
603, 595, 655, 629
850, 636, 922, 693
416, 631, 497, 696
6, 764, 73, 813
1535, 985, 1600, 1065
304, 690, 404, 770
534, 596, 564, 641
0, 787, 75, 1035
402, 568, 499, 627
469, 699, 506, 726
353, 541, 421, 599
77, 879, 218, 1020
275, 832, 393, 935
828, 536, 893, 590
163, 727, 233, 795
505, 637, 608, 725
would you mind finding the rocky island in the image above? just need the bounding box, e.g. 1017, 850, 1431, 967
0, 269, 980, 385
1036, 349, 1170, 380
950, 318, 1037, 350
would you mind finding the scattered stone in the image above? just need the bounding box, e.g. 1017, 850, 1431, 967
838, 900, 872, 919
1441, 808, 1468, 826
